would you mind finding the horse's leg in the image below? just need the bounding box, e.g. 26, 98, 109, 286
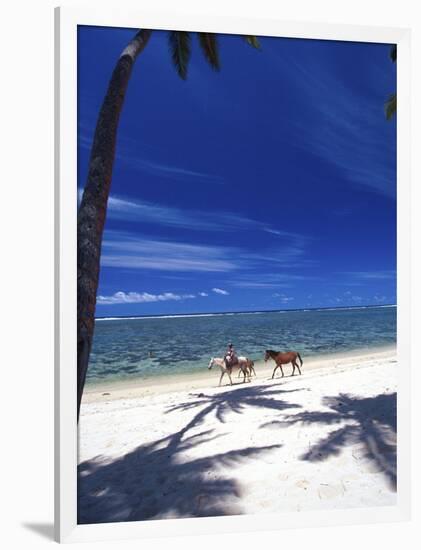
228, 371, 233, 386
280, 364, 285, 377
242, 365, 249, 383
295, 361, 302, 375
219, 370, 224, 387
291, 362, 295, 376
272, 365, 278, 379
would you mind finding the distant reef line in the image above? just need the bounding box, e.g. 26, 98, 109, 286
95, 304, 397, 321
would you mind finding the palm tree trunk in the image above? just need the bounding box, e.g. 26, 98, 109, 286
77, 29, 152, 420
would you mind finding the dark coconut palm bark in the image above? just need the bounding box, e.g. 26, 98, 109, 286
77, 29, 152, 419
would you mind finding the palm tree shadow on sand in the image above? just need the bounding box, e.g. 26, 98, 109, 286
166, 382, 302, 423
78, 383, 300, 524
262, 392, 397, 491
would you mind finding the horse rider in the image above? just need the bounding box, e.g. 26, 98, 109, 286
224, 342, 238, 369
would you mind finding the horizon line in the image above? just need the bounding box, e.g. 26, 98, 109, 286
95, 303, 396, 320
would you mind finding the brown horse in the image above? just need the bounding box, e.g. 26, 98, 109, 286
264, 350, 303, 379
237, 360, 256, 378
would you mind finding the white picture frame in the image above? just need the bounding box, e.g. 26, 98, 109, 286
55, 5, 411, 543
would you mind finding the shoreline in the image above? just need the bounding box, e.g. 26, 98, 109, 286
81, 344, 396, 405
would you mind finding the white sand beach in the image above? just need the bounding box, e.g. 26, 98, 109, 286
78, 347, 397, 524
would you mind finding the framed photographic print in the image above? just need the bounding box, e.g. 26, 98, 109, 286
55, 4, 411, 543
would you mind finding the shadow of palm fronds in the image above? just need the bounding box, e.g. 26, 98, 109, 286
78, 383, 286, 524
277, 392, 397, 490
166, 382, 301, 424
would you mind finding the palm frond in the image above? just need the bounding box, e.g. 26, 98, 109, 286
243, 35, 261, 49
168, 31, 191, 79
390, 44, 397, 63
385, 93, 397, 120
198, 33, 220, 71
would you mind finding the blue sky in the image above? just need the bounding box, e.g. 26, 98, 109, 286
78, 27, 396, 317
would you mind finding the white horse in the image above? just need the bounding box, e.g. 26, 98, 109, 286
208, 356, 254, 386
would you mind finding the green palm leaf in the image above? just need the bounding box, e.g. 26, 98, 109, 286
385, 46, 397, 120
390, 44, 397, 63
198, 32, 220, 71
243, 35, 261, 49
168, 31, 191, 79
385, 93, 396, 120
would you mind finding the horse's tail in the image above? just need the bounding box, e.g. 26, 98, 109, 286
297, 352, 303, 366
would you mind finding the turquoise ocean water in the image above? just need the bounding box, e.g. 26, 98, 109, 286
86, 306, 396, 387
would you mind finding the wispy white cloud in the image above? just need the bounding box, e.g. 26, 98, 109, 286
232, 281, 290, 289
97, 291, 196, 305
212, 288, 229, 295
272, 293, 295, 303
120, 155, 224, 184
266, 44, 396, 198
105, 194, 269, 232
246, 248, 316, 267
78, 130, 94, 152
263, 228, 283, 236
199, 292, 208, 297
262, 228, 300, 237
78, 131, 224, 184
100, 226, 314, 276
229, 272, 320, 289
79, 190, 313, 244
101, 234, 238, 272
341, 270, 396, 280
